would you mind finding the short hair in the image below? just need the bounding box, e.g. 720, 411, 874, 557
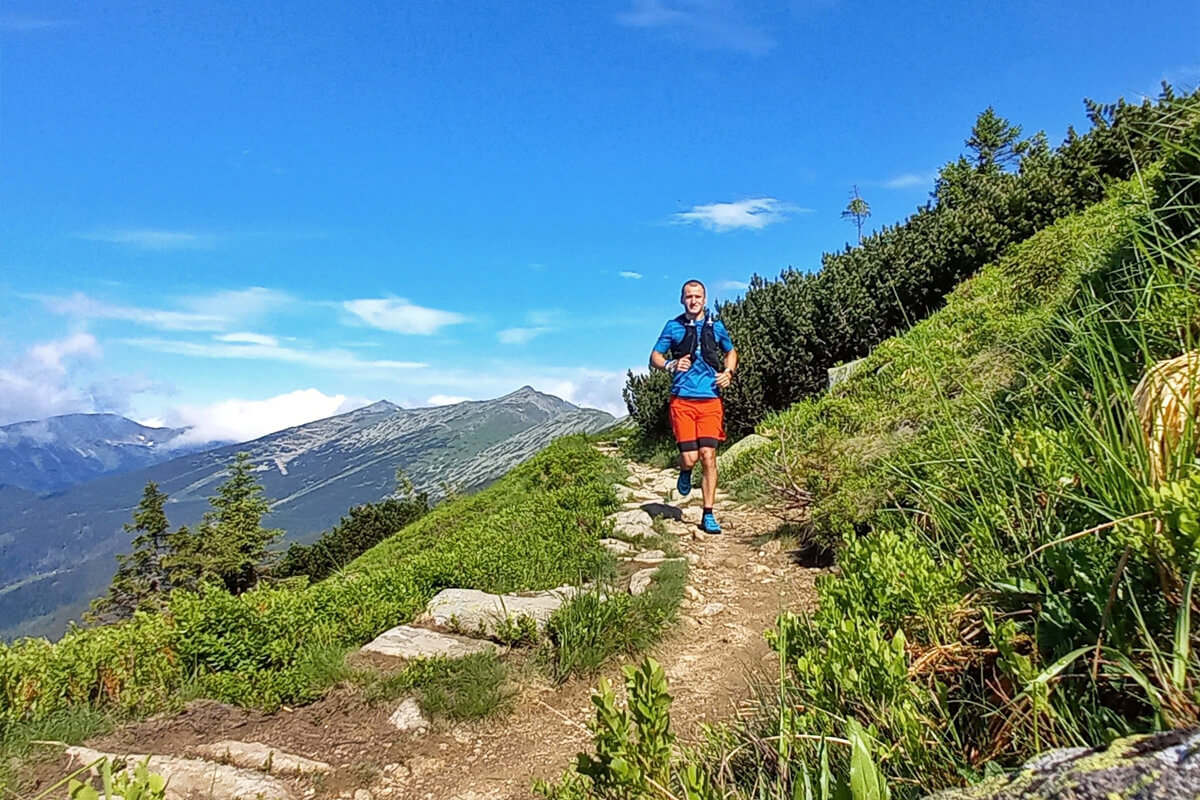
680, 279, 706, 298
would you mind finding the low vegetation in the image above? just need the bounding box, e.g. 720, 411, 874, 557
543, 560, 686, 683
544, 97, 1200, 800
685, 104, 1200, 797
625, 87, 1200, 443
0, 436, 623, 788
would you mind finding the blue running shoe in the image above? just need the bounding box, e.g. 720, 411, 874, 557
701, 512, 722, 534
676, 469, 692, 497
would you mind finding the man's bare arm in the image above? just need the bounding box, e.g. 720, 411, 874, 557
650, 351, 690, 372
716, 348, 738, 389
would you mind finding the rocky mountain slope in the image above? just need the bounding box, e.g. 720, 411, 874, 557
0, 413, 216, 493
0, 387, 613, 641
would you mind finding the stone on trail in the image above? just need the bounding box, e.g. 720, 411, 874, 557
360, 624, 502, 659
66, 745, 295, 800
610, 509, 650, 528
194, 740, 330, 776
613, 520, 656, 540
632, 549, 668, 564
628, 568, 657, 596
600, 538, 637, 556
388, 697, 431, 734
612, 483, 637, 502
421, 586, 576, 638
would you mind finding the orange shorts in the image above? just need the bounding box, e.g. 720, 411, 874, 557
669, 397, 726, 451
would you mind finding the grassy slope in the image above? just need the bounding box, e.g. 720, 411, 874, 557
0, 437, 621, 728
708, 119, 1200, 797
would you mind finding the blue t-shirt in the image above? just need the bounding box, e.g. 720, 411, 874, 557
653, 316, 735, 399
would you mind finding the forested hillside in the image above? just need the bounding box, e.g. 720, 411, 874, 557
625, 87, 1200, 441
548, 94, 1200, 799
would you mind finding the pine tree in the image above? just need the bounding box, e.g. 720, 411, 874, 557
90, 481, 172, 622
201, 452, 281, 594
841, 185, 871, 245
966, 106, 1025, 173
164, 452, 281, 595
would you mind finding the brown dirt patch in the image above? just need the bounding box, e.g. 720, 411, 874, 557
21, 459, 822, 800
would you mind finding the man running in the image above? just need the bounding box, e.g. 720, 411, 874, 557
649, 280, 738, 534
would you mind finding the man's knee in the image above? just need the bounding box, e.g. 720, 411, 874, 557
698, 447, 717, 468
680, 450, 700, 469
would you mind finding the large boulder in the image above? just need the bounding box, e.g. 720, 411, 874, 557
420, 586, 577, 639
717, 433, 772, 474
194, 740, 330, 776
827, 357, 867, 389
927, 729, 1200, 800
67, 746, 295, 800
360, 625, 502, 659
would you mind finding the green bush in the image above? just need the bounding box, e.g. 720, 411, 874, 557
274, 494, 431, 582
704, 111, 1200, 796
625, 89, 1200, 443
0, 436, 619, 723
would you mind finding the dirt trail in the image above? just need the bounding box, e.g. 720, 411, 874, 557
54, 453, 822, 800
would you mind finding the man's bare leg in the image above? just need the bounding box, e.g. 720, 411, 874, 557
699, 447, 718, 508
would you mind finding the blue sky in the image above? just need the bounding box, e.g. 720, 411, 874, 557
2, 1, 1197, 443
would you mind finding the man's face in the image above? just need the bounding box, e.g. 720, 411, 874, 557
680, 283, 706, 318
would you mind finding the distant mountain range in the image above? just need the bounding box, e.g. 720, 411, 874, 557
0, 414, 222, 493
0, 387, 614, 641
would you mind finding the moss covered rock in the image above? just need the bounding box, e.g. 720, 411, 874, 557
928, 729, 1200, 800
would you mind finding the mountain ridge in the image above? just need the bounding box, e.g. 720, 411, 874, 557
0, 388, 614, 640
0, 413, 223, 493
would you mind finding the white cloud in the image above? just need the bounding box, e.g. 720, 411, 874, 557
182, 287, 292, 320
390, 367, 631, 417
215, 332, 279, 346
77, 229, 215, 250
673, 197, 803, 232
882, 171, 937, 190
619, 271, 643, 279
532, 371, 630, 417
617, 0, 774, 55
124, 336, 426, 372
497, 327, 551, 345
42, 292, 226, 331
0, 334, 103, 424
0, 15, 75, 31
717, 279, 750, 291
28, 333, 101, 373
428, 394, 472, 406
169, 389, 370, 446
344, 298, 467, 335
40, 287, 293, 332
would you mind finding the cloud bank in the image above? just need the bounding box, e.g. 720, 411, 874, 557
344, 298, 466, 335
673, 197, 801, 232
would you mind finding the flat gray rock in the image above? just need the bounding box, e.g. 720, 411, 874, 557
389, 697, 431, 734
360, 624, 502, 659
421, 586, 577, 638
610, 509, 651, 527
194, 740, 330, 776
613, 520, 657, 540
600, 538, 637, 556
67, 745, 295, 800
632, 549, 668, 564
628, 568, 657, 596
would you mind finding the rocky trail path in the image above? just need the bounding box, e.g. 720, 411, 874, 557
47, 447, 823, 800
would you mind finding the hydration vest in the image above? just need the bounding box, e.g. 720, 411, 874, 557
670, 314, 725, 371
